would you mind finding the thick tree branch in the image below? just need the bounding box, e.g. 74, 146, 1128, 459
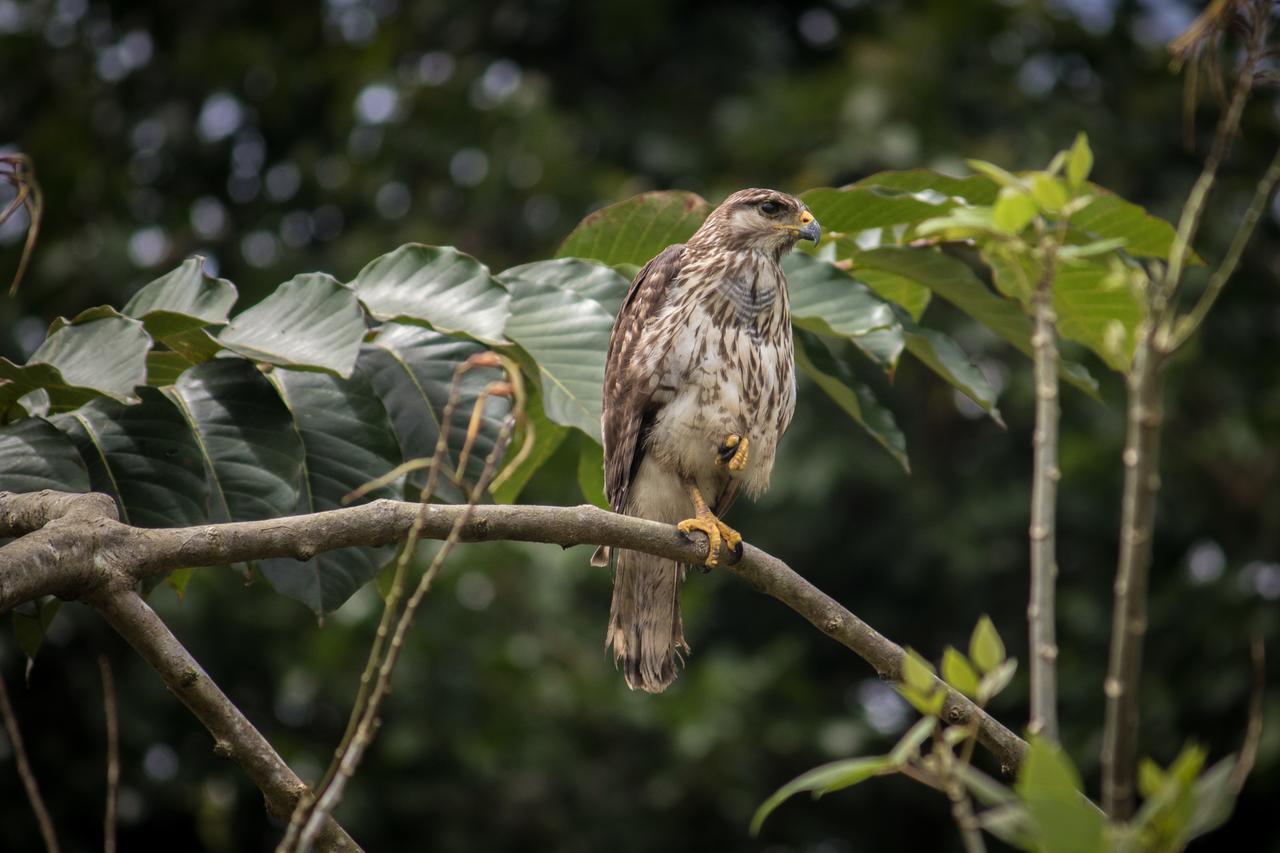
0, 491, 1028, 773
85, 589, 360, 852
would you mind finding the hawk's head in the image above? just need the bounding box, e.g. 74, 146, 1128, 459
691, 188, 821, 258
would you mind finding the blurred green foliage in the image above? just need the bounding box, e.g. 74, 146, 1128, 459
2, 1, 1279, 852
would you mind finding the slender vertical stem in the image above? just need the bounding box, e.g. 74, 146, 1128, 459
0, 670, 61, 853
1101, 327, 1164, 818
1028, 247, 1061, 741
98, 655, 119, 853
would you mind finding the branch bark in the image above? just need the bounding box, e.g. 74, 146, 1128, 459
86, 589, 360, 851
0, 490, 1029, 775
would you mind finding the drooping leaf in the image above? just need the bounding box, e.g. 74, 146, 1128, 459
12, 597, 61, 663
853, 247, 1099, 395
165, 358, 304, 523
848, 265, 930, 321
217, 273, 365, 377
888, 716, 938, 764
900, 317, 1003, 425
358, 322, 511, 502
793, 331, 908, 472
0, 311, 151, 414
123, 256, 238, 338
750, 756, 892, 836
51, 387, 209, 528
801, 186, 960, 233
498, 267, 613, 442
850, 170, 1000, 205
350, 244, 511, 345
575, 434, 608, 509
1072, 188, 1193, 261
0, 416, 91, 493
1053, 262, 1145, 372
491, 381, 569, 505
783, 254, 903, 370
146, 351, 194, 387
259, 368, 404, 613
1015, 737, 1105, 853
1186, 756, 1241, 839
556, 190, 711, 268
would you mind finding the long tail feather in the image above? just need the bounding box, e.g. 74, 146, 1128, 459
605, 548, 688, 693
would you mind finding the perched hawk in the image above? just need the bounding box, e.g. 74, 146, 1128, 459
592, 188, 820, 693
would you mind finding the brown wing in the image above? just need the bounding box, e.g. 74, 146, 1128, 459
601, 243, 685, 514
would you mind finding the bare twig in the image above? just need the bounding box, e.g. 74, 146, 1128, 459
1102, 14, 1269, 818
291, 416, 516, 852
0, 153, 43, 295
1169, 145, 1280, 351
98, 655, 119, 853
1228, 636, 1265, 793
0, 669, 60, 853
87, 590, 359, 851
1028, 241, 1061, 742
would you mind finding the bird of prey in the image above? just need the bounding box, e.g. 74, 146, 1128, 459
591, 188, 820, 693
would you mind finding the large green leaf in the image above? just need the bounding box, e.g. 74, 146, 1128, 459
0, 417, 91, 493
556, 190, 711, 268
350, 244, 510, 345
1053, 263, 1145, 372
793, 331, 908, 472
783, 254, 903, 370
498, 266, 614, 442
801, 186, 961, 234
259, 368, 404, 613
850, 169, 1001, 205
217, 273, 365, 378
849, 265, 931, 322
854, 247, 1099, 395
123, 256, 238, 338
358, 322, 511, 502
901, 316, 1003, 425
51, 387, 209, 528
501, 258, 630, 318
490, 381, 569, 505
1015, 737, 1105, 853
0, 311, 151, 414
165, 359, 304, 523
1072, 188, 1190, 261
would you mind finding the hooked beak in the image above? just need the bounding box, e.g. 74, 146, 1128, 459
798, 209, 821, 245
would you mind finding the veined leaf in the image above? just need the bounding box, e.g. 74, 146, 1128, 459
51, 387, 209, 528
557, 191, 711, 268
793, 331, 908, 472
165, 358, 304, 523
145, 351, 194, 387
750, 756, 892, 836
259, 368, 404, 613
901, 317, 1003, 425
123, 256, 237, 338
848, 264, 930, 321
217, 273, 365, 378
801, 186, 959, 233
853, 247, 1099, 396
850, 170, 1000, 205
501, 258, 630, 319
358, 322, 511, 502
0, 311, 151, 414
350, 244, 511, 345
1073, 188, 1194, 262
784, 254, 903, 370
0, 417, 91, 493
498, 266, 613, 442
1053, 262, 1145, 372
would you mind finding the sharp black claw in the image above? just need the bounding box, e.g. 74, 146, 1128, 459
717, 443, 737, 464
728, 541, 744, 564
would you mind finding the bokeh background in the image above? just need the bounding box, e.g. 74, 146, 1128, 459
2, 0, 1279, 850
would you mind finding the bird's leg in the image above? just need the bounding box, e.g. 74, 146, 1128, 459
715, 434, 749, 473
676, 481, 743, 568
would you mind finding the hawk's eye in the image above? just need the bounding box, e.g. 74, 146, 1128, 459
759, 200, 782, 216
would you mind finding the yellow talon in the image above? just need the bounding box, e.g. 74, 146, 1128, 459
716, 434, 749, 472
677, 482, 744, 567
